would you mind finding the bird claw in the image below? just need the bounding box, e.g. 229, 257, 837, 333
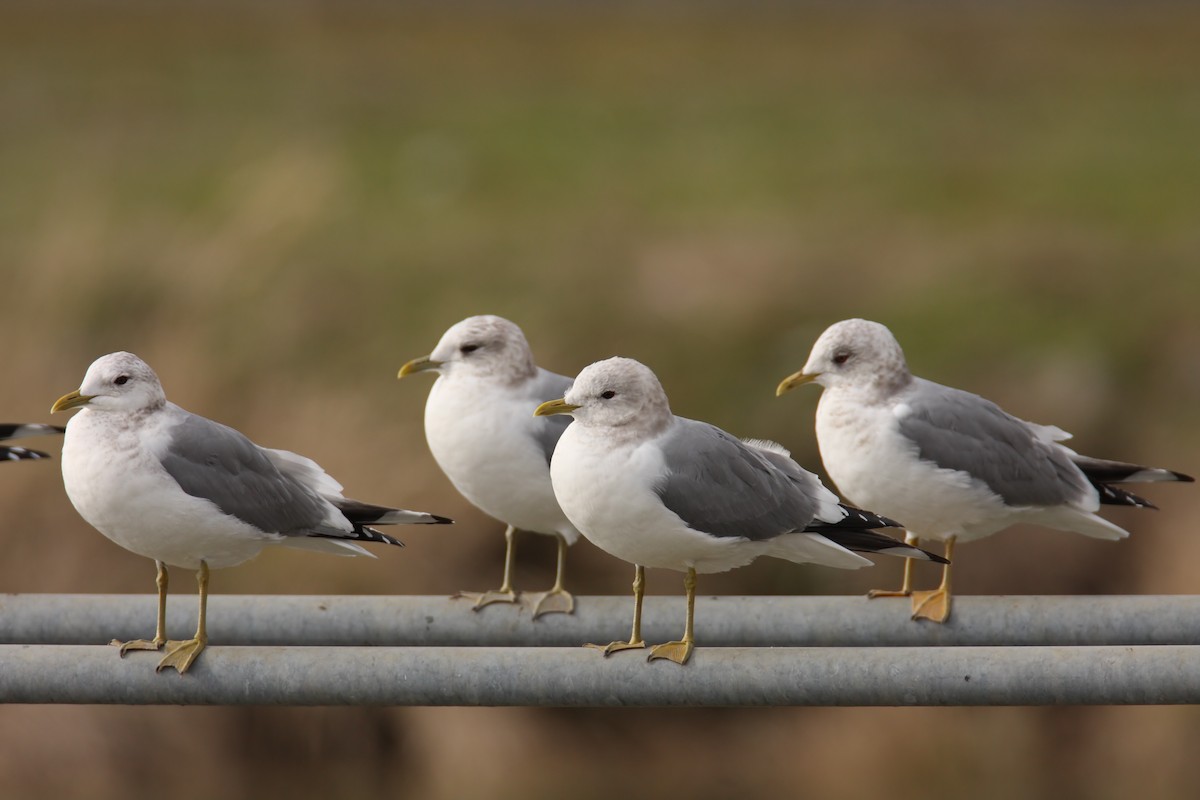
910, 588, 951, 623
648, 640, 693, 665
585, 640, 646, 657
529, 588, 575, 619
155, 637, 206, 674
111, 637, 166, 657
454, 589, 520, 610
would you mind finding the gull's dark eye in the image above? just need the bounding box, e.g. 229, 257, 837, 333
460, 344, 480, 355
600, 390, 616, 400
114, 375, 130, 386
832, 351, 851, 366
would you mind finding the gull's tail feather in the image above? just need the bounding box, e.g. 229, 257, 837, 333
1072, 455, 1194, 508
807, 503, 903, 533
1, 446, 52, 462
333, 498, 454, 527
817, 528, 950, 564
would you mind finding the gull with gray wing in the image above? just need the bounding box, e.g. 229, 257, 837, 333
399, 315, 580, 618
53, 351, 451, 673
536, 356, 944, 665
778, 318, 1193, 622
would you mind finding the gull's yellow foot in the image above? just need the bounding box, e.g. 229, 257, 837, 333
585, 640, 646, 656
648, 640, 693, 665
910, 588, 951, 623
454, 589, 520, 610
111, 637, 165, 656
529, 588, 575, 619
867, 588, 912, 599
156, 636, 207, 674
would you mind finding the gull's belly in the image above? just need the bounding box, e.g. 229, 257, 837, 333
62, 418, 274, 570
425, 380, 576, 540
550, 433, 756, 573
816, 398, 1011, 543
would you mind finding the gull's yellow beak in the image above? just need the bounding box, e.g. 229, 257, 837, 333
534, 398, 580, 417
51, 390, 94, 414
398, 357, 441, 379
775, 370, 818, 397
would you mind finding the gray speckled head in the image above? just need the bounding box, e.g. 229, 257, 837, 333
428, 315, 538, 383
76, 351, 167, 414
801, 319, 912, 398
564, 356, 672, 437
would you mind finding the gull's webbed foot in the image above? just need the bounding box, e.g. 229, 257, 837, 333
111, 637, 166, 656
585, 640, 646, 656
910, 588, 951, 623
867, 588, 913, 599
156, 636, 207, 674
454, 589, 520, 610
648, 640, 693, 665
529, 588, 575, 619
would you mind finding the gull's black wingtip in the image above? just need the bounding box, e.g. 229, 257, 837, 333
1, 446, 52, 462
431, 514, 454, 525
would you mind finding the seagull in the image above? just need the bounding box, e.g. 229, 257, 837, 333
535, 356, 945, 664
399, 315, 580, 618
0, 423, 64, 462
52, 351, 452, 673
778, 318, 1193, 622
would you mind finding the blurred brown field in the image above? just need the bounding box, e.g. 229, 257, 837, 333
2, 2, 1199, 799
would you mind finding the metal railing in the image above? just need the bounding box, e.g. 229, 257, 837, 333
1, 595, 1197, 706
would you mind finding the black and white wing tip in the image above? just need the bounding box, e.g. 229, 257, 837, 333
1, 446, 52, 462
1073, 455, 1194, 509
815, 527, 950, 564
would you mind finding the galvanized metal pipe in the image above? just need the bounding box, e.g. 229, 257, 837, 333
1, 644, 1196, 706
2, 594, 1198, 648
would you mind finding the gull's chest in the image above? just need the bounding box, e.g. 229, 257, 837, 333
551, 432, 665, 537
61, 415, 168, 531
423, 376, 568, 533
814, 393, 902, 497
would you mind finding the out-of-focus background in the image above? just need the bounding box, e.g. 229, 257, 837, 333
2, 2, 1199, 798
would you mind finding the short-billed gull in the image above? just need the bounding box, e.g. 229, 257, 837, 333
536, 356, 944, 665
399, 315, 580, 618
53, 351, 452, 673
778, 318, 1192, 622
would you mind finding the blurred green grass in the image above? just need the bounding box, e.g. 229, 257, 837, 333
2, 4, 1200, 800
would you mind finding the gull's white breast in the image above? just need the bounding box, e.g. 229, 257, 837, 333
549, 424, 767, 574
425, 373, 578, 542
62, 409, 280, 570
815, 390, 1015, 543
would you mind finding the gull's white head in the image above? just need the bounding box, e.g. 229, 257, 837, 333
536, 357, 672, 436
52, 351, 166, 415
777, 319, 912, 398
399, 315, 537, 384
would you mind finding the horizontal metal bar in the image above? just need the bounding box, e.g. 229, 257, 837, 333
2, 594, 1199, 648
1, 644, 1196, 706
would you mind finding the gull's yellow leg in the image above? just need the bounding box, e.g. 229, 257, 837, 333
529, 533, 576, 619
649, 567, 696, 665
455, 525, 521, 609
867, 532, 919, 598
112, 560, 169, 655
911, 537, 955, 623
587, 564, 646, 655
157, 560, 209, 674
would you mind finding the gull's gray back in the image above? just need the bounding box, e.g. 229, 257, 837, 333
655, 418, 819, 540
159, 412, 335, 535
529, 368, 574, 465
897, 378, 1089, 507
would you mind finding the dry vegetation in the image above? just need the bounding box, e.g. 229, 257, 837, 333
2, 3, 1199, 798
